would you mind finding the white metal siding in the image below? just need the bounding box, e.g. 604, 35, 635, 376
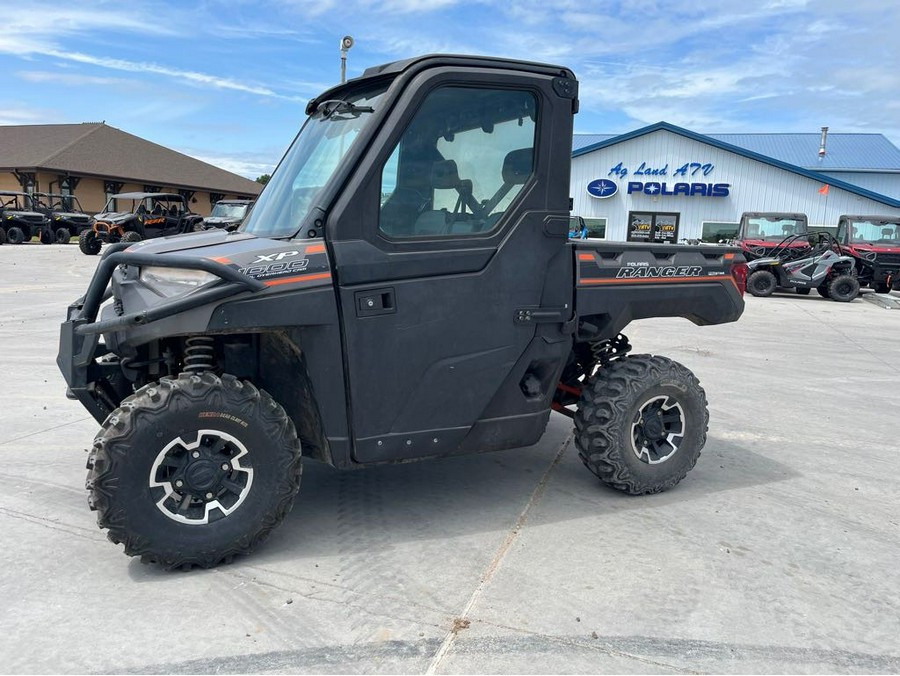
819, 171, 900, 199
572, 130, 900, 241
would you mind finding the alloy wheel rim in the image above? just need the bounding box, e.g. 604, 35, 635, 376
630, 395, 686, 464
149, 429, 254, 525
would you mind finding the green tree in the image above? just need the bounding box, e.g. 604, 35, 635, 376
255, 174, 271, 185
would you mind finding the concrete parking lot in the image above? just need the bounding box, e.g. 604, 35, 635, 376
1, 242, 899, 674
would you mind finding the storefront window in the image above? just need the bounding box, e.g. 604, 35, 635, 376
627, 212, 679, 243
569, 216, 606, 239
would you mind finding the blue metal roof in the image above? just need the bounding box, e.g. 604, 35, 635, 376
705, 133, 900, 171
573, 130, 900, 171
572, 134, 615, 153
571, 121, 900, 209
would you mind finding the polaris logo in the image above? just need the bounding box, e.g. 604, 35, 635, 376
626, 182, 730, 197
587, 178, 618, 199
616, 266, 703, 279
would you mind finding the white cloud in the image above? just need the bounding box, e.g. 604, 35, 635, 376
40, 49, 301, 99
184, 150, 280, 180
16, 70, 136, 88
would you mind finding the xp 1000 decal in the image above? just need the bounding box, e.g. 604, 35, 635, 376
211, 243, 331, 288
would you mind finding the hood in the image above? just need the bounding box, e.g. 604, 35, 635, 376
846, 242, 900, 255
122, 230, 331, 285
93, 210, 133, 223
5, 209, 47, 219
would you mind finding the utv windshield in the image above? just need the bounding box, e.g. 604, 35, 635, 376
847, 219, 900, 245
210, 203, 249, 219
241, 85, 387, 239
744, 217, 807, 240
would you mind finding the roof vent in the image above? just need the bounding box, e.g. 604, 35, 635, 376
818, 126, 829, 158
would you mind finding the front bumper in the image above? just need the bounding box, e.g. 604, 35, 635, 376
57, 244, 266, 422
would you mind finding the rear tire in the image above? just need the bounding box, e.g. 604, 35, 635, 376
86, 372, 302, 569
40, 229, 53, 244
816, 284, 831, 298
747, 269, 777, 297
874, 282, 891, 294
828, 275, 860, 302
55, 228, 72, 245
78, 229, 101, 255
6, 226, 25, 245
575, 355, 708, 495
0, 229, 5, 245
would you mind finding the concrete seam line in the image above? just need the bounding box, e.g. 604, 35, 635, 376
424, 432, 573, 675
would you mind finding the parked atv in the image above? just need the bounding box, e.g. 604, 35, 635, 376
80, 192, 203, 255
0, 190, 49, 244
202, 199, 253, 232
746, 232, 859, 301
835, 215, 900, 293
33, 193, 92, 244
735, 212, 811, 261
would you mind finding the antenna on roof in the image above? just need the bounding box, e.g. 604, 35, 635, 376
818, 126, 828, 159
340, 35, 354, 84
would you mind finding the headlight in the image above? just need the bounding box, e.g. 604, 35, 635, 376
141, 266, 218, 297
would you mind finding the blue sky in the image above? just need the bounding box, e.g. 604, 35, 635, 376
2, 0, 898, 180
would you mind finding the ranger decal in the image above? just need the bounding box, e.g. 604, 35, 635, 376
616, 265, 703, 279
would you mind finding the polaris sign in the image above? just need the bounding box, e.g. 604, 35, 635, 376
587, 178, 618, 199
627, 181, 730, 197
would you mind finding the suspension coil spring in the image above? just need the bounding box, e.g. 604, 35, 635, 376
183, 336, 215, 373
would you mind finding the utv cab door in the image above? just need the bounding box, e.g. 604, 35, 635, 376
328, 63, 576, 465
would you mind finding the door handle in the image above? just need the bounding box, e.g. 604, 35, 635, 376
355, 287, 396, 317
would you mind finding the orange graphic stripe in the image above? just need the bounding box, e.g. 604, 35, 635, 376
306, 244, 326, 254
263, 272, 332, 287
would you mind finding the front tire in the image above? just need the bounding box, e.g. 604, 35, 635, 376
747, 269, 777, 297
78, 229, 101, 255
122, 231, 142, 243
86, 372, 302, 569
828, 274, 859, 302
6, 226, 26, 244
575, 355, 708, 495
55, 228, 72, 244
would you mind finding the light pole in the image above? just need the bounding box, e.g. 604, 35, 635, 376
340, 35, 354, 84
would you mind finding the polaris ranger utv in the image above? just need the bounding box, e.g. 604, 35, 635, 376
735, 212, 811, 261
58, 55, 747, 569
835, 215, 900, 293
0, 190, 48, 244
33, 193, 92, 244
80, 192, 203, 255
202, 199, 254, 232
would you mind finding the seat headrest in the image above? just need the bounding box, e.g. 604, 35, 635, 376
502, 148, 533, 185
431, 160, 461, 189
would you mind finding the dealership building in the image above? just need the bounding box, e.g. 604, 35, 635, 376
571, 122, 900, 242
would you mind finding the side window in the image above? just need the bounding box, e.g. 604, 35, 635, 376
379, 86, 537, 238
